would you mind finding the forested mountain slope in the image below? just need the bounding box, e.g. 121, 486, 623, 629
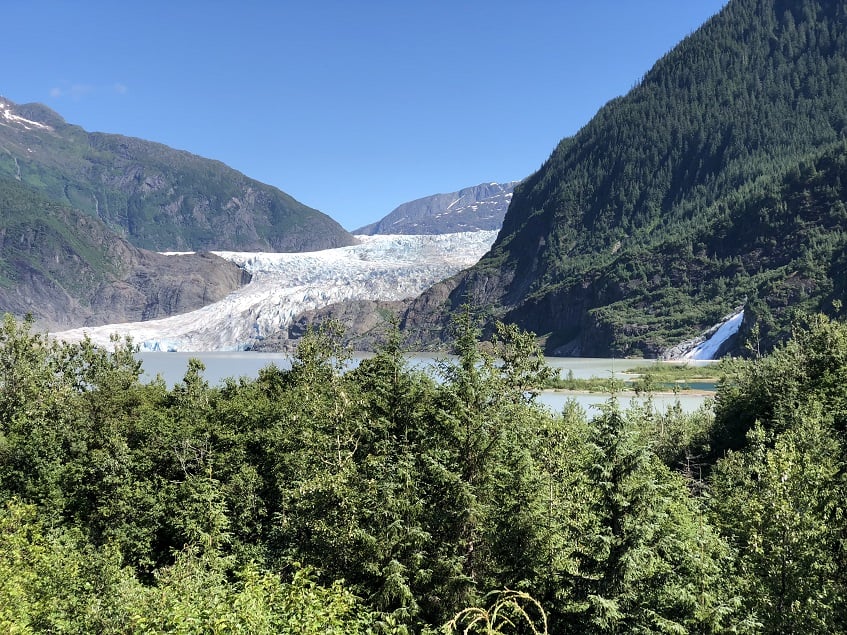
404, 0, 847, 356
0, 177, 249, 329
0, 98, 354, 252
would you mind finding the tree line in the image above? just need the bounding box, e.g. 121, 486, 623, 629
0, 310, 845, 633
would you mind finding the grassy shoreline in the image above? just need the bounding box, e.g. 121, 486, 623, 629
543, 362, 725, 394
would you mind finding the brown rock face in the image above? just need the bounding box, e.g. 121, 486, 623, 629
251, 300, 406, 352
86, 251, 252, 327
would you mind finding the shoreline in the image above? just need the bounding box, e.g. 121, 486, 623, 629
540, 388, 716, 398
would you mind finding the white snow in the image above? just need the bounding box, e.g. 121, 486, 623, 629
0, 102, 52, 131
682, 310, 744, 360
53, 231, 497, 352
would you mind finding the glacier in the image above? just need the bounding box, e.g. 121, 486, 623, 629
53, 231, 498, 352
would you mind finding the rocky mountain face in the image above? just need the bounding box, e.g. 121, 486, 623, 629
0, 97, 358, 329
0, 97, 354, 252
399, 0, 847, 357
85, 251, 251, 328
355, 181, 518, 235
0, 177, 249, 330
251, 299, 408, 352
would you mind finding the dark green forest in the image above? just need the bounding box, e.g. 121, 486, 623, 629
437, 0, 847, 357
1, 311, 845, 633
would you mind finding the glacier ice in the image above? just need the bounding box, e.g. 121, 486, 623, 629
53, 231, 497, 352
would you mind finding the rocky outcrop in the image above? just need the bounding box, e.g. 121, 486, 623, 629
0, 252, 249, 332
251, 299, 407, 352
87, 252, 251, 327
0, 176, 250, 330
0, 248, 250, 332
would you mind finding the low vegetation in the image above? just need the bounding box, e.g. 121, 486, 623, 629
0, 309, 845, 632
544, 361, 723, 393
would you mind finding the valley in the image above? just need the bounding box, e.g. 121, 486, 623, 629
54, 231, 498, 351
2, 0, 847, 361
4, 1, 847, 631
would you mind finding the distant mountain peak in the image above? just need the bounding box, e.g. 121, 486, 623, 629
356, 180, 520, 235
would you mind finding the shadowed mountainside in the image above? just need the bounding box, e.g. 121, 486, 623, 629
0, 177, 249, 329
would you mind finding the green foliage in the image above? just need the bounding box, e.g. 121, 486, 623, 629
626, 362, 722, 385
706, 313, 847, 631
0, 499, 375, 634
120, 552, 375, 635
3, 312, 847, 630
559, 399, 740, 633
711, 312, 847, 457
710, 416, 845, 632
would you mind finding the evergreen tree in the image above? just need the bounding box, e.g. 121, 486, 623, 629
564, 399, 740, 633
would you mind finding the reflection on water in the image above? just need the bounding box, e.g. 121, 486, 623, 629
137, 352, 712, 415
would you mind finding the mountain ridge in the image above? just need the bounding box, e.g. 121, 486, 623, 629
355, 181, 519, 235
0, 176, 250, 330
398, 0, 847, 356
0, 95, 359, 329
0, 96, 354, 252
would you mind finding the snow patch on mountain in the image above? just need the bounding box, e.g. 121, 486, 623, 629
0, 100, 52, 131
53, 232, 497, 352
356, 181, 518, 235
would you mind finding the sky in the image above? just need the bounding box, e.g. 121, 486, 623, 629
5, 1, 728, 231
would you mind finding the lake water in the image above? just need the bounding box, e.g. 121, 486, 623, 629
137, 351, 713, 416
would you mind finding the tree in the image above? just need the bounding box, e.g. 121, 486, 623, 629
710, 410, 846, 632
563, 398, 741, 633
707, 314, 847, 631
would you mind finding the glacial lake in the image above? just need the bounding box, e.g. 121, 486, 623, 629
137, 351, 714, 415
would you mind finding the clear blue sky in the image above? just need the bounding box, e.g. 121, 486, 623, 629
5, 1, 727, 231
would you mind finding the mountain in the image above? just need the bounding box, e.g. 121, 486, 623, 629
355, 181, 519, 235
0, 97, 354, 252
0, 177, 249, 329
400, 0, 847, 357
